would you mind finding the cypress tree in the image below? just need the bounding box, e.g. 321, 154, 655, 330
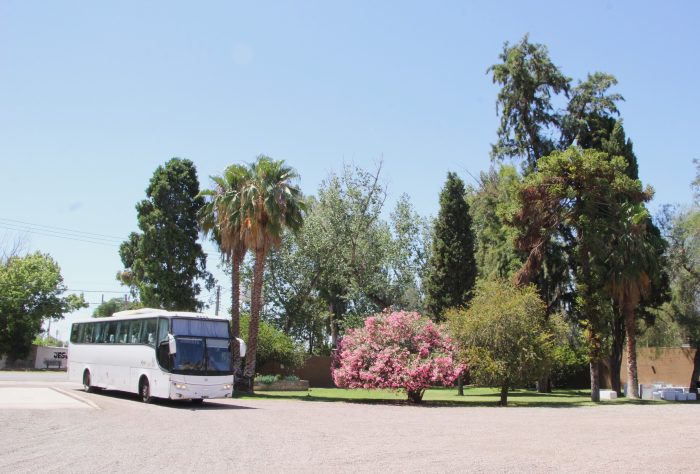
426, 172, 477, 320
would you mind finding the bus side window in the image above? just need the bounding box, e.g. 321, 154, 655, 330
116, 322, 129, 344
157, 319, 169, 344
83, 324, 94, 343
128, 320, 142, 344
70, 324, 80, 343
92, 323, 103, 343
104, 322, 116, 343
141, 318, 157, 346
156, 318, 170, 369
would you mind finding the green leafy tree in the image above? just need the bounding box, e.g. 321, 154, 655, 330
238, 315, 307, 370
0, 252, 86, 360
33, 334, 66, 347
118, 158, 213, 311
467, 165, 523, 280
425, 172, 476, 320
239, 155, 306, 390
660, 163, 700, 391
513, 147, 651, 401
198, 164, 251, 375
92, 297, 140, 317
488, 34, 570, 171
263, 169, 428, 354
447, 280, 553, 406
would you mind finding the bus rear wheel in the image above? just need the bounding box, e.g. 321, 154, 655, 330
83, 370, 95, 393
139, 377, 152, 404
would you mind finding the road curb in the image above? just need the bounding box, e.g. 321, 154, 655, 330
51, 386, 101, 410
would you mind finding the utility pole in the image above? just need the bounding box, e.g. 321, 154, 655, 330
215, 285, 221, 316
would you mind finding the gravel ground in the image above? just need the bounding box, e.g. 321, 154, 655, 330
1, 382, 698, 473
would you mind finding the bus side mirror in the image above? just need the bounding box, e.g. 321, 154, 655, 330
236, 337, 246, 358
168, 334, 177, 355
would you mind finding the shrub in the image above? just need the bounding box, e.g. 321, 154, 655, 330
447, 280, 553, 406
332, 310, 462, 403
240, 315, 307, 369
254, 374, 280, 385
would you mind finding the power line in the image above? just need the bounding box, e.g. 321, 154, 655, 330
0, 218, 124, 241
0, 223, 120, 247
66, 289, 127, 294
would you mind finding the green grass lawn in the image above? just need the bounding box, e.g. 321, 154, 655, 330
235, 386, 675, 407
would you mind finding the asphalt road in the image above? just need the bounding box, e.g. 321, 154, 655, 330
1, 373, 699, 473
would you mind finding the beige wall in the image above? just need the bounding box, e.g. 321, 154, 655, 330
603, 347, 697, 388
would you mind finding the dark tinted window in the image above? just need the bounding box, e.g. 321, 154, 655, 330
141, 318, 157, 346
172, 319, 229, 338
70, 324, 79, 343
104, 322, 117, 343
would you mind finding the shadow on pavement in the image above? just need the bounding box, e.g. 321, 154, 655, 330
70, 387, 255, 410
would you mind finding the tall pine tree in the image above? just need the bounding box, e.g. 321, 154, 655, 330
118, 158, 213, 311
426, 172, 476, 320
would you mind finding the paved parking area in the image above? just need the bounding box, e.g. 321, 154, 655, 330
0, 387, 93, 410
1, 375, 699, 473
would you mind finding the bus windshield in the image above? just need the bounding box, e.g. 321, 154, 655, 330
172, 337, 232, 374
171, 319, 232, 375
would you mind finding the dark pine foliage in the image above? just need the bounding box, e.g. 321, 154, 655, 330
118, 158, 213, 311
426, 172, 477, 320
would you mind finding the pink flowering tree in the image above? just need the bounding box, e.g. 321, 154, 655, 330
332, 310, 463, 403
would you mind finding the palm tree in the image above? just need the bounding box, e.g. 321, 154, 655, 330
239, 155, 305, 390
606, 204, 659, 399
198, 164, 251, 377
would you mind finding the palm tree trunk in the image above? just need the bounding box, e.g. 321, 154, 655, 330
231, 259, 242, 387
588, 328, 601, 402
609, 306, 625, 396
243, 250, 266, 390
690, 347, 700, 394
623, 294, 640, 398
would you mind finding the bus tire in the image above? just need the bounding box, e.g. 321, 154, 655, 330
139, 377, 152, 404
83, 370, 95, 393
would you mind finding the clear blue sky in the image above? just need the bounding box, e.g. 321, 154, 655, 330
1, 1, 698, 339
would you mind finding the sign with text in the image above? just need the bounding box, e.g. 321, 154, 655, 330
35, 346, 68, 369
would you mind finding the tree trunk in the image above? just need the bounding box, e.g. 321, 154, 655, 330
242, 250, 266, 391
623, 293, 640, 399
588, 330, 602, 402
609, 306, 625, 396
689, 346, 700, 394
231, 260, 242, 390
330, 301, 339, 349
407, 389, 424, 404
536, 374, 551, 393
499, 383, 508, 407
457, 374, 464, 396
590, 360, 600, 402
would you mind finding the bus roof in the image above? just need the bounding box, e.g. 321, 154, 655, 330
71, 308, 230, 324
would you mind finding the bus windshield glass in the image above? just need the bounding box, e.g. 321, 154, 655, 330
171, 319, 232, 374
172, 319, 229, 338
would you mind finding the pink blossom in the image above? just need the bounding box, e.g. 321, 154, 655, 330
332, 310, 462, 401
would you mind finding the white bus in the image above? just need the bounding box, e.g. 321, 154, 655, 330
68, 308, 245, 403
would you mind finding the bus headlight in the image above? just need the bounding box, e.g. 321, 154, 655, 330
223, 384, 232, 390
174, 383, 187, 390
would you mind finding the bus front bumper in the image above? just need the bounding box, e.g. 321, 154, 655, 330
169, 380, 233, 400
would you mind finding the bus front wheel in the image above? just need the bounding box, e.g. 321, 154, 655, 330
139, 377, 152, 404
83, 370, 95, 393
